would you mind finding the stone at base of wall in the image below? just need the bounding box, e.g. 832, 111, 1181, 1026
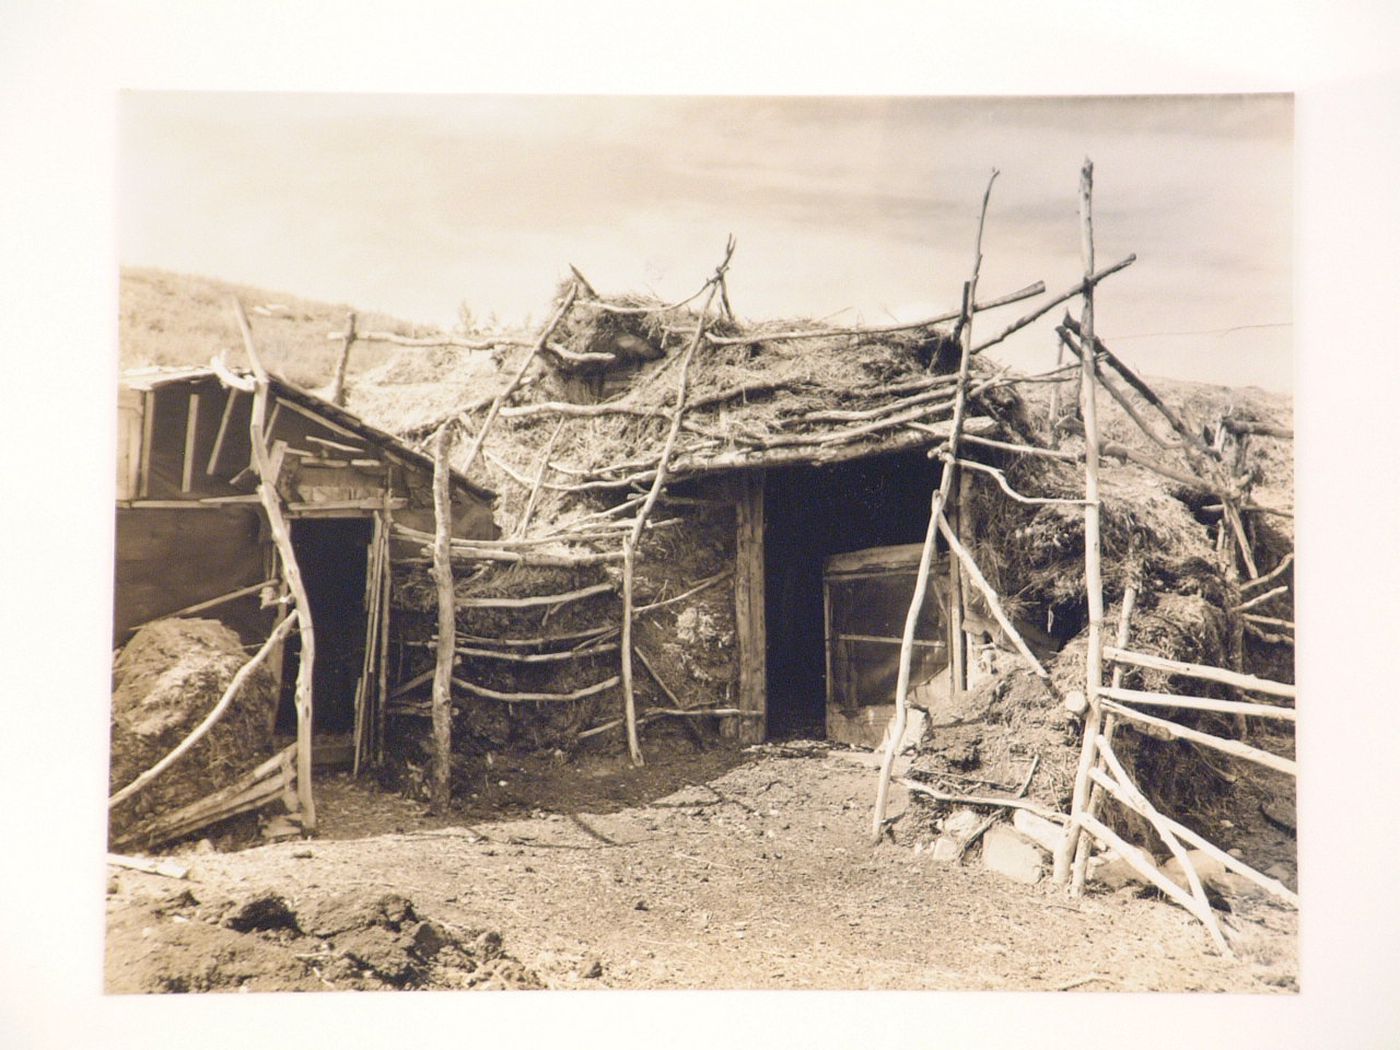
981, 823, 1046, 885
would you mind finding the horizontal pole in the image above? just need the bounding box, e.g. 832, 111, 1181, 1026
1232, 584, 1289, 613
834, 633, 947, 650
1103, 646, 1296, 699
451, 674, 619, 703
457, 580, 614, 609
1099, 685, 1295, 721
1100, 699, 1297, 776
1241, 552, 1294, 592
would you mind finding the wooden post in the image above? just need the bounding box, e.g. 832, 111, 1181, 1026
1070, 583, 1136, 891
329, 311, 356, 407
430, 424, 455, 814
1056, 159, 1104, 887
732, 470, 767, 743
947, 471, 970, 698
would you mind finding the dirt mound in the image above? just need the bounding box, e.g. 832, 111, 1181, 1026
105, 885, 541, 993
109, 618, 278, 846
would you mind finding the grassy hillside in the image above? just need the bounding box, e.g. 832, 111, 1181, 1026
119, 268, 435, 390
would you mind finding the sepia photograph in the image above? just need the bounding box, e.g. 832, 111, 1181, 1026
106, 91, 1296, 994
3, 4, 1399, 1049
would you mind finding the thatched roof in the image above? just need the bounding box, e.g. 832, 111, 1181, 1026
349, 286, 1033, 538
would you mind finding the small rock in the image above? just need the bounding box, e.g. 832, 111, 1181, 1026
1093, 855, 1151, 890
292, 850, 313, 860
580, 957, 604, 979
634, 899, 649, 911
1161, 850, 1229, 893
1012, 810, 1064, 855
106, 877, 119, 895
981, 825, 1045, 885
930, 836, 961, 862
1264, 862, 1294, 883
1228, 848, 1246, 859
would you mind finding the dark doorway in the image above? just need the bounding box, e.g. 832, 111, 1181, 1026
277, 517, 373, 735
763, 450, 941, 738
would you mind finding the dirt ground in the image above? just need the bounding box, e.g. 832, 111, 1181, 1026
105, 739, 1297, 994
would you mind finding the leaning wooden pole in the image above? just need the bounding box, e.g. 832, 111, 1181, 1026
459, 282, 579, 476
619, 238, 735, 765
871, 170, 997, 845
231, 298, 317, 830
430, 424, 456, 813
1070, 583, 1136, 891
1055, 159, 1104, 886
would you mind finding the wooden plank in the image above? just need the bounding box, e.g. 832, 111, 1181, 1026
824, 542, 926, 575
1103, 646, 1297, 699
106, 853, 190, 879
1100, 699, 1297, 776
138, 390, 155, 498
732, 469, 767, 743
207, 389, 239, 475
180, 393, 201, 492
275, 395, 366, 443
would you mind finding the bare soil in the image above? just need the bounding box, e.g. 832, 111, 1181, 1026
105, 740, 1297, 994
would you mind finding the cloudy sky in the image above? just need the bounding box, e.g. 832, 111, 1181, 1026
121, 92, 1292, 389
